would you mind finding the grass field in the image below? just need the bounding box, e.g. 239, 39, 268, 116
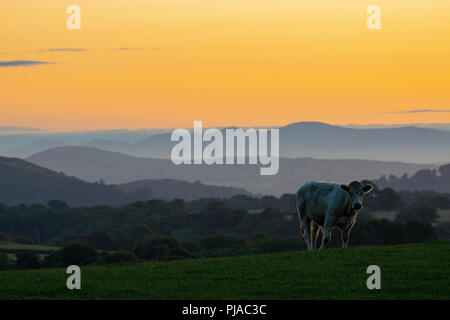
0, 242, 60, 261
0, 242, 449, 300
0, 242, 60, 252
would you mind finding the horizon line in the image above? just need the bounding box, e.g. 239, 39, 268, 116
2, 121, 450, 135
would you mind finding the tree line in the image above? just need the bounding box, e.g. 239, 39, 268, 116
0, 183, 449, 270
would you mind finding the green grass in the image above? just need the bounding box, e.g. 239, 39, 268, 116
0, 242, 60, 251
0, 242, 449, 300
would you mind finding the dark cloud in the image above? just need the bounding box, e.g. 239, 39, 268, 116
0, 60, 50, 67
1, 48, 86, 54
387, 109, 450, 114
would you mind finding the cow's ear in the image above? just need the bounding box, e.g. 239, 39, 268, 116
363, 184, 373, 194
341, 185, 350, 193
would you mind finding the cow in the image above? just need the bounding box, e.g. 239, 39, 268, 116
295, 181, 373, 250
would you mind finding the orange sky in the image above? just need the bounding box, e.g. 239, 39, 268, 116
1, 0, 449, 131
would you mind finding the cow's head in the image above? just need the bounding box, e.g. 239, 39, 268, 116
341, 181, 373, 211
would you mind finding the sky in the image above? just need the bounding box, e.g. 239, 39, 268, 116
1, 0, 449, 131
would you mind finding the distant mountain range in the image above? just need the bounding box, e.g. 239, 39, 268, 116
27, 146, 434, 195
0, 129, 168, 157
68, 122, 450, 163
2, 122, 450, 163
278, 122, 450, 163
5, 139, 66, 158
0, 157, 251, 206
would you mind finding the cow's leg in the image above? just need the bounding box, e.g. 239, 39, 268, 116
319, 219, 333, 250
341, 229, 350, 248
302, 217, 312, 251
299, 221, 309, 250
310, 222, 319, 250
313, 226, 322, 250
297, 203, 313, 251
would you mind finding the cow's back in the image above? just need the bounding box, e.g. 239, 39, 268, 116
296, 182, 343, 224
296, 182, 337, 204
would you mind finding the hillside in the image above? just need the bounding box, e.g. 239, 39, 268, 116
5, 139, 66, 158
0, 242, 448, 299
27, 147, 432, 195
117, 178, 251, 201
0, 156, 255, 205
0, 156, 126, 206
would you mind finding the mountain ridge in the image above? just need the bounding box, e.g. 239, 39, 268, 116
4, 122, 450, 163
26, 146, 434, 195
0, 156, 253, 205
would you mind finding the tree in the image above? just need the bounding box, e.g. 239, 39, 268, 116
44, 242, 98, 267
415, 194, 450, 209
198, 201, 244, 229
363, 186, 405, 211
101, 251, 138, 264
434, 222, 450, 239
182, 241, 202, 255
115, 224, 154, 249
16, 252, 42, 269
200, 234, 245, 251
133, 235, 179, 260
47, 200, 68, 213
395, 206, 439, 224
0, 252, 10, 270
87, 232, 117, 250
404, 221, 437, 243
368, 219, 407, 245
439, 164, 450, 178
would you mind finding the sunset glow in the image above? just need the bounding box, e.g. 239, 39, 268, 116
1, 0, 449, 131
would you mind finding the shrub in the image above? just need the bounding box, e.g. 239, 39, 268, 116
395, 206, 439, 224
0, 252, 11, 270
434, 222, 450, 239
16, 252, 42, 269
404, 221, 437, 243
100, 251, 138, 264
167, 247, 195, 260
133, 236, 179, 260
200, 234, 245, 251
251, 237, 303, 253
87, 232, 117, 250
198, 202, 244, 229
182, 241, 202, 254
368, 219, 407, 245
45, 242, 98, 267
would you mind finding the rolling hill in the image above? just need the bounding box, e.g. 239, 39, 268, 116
0, 156, 126, 206
27, 146, 433, 195
0, 242, 448, 299
4, 139, 66, 158
0, 156, 252, 205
